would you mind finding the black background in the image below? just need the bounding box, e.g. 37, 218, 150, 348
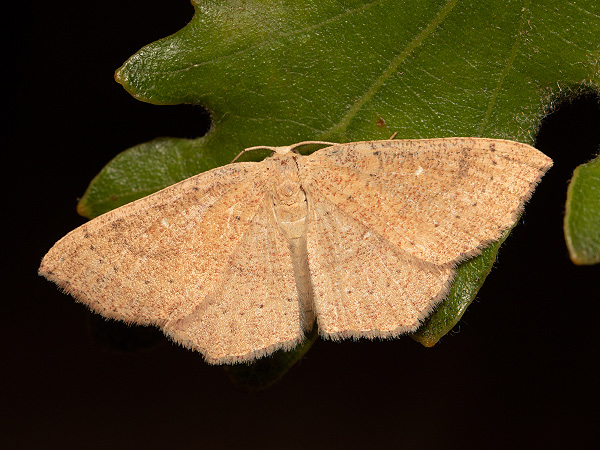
5, 2, 599, 449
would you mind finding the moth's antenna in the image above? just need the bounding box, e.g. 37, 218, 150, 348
388, 132, 398, 140
231, 141, 336, 163
231, 146, 279, 163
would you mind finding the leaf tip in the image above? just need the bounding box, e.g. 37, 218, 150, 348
76, 198, 93, 219
410, 333, 439, 347
114, 66, 124, 86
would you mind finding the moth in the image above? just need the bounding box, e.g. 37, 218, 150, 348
39, 138, 552, 364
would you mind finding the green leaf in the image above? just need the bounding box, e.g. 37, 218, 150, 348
564, 154, 600, 265
75, 0, 599, 383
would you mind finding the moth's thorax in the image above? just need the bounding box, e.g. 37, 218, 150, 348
268, 153, 308, 241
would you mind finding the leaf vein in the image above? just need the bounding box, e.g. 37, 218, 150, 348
477, 0, 530, 135
321, 0, 460, 139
